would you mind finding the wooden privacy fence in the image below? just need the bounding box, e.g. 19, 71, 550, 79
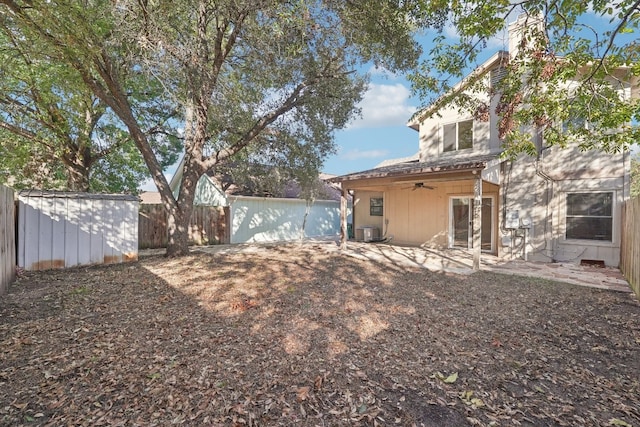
0, 185, 16, 295
621, 196, 639, 299
139, 204, 229, 249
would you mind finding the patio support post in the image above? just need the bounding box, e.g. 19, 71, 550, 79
473, 172, 482, 270
340, 188, 348, 250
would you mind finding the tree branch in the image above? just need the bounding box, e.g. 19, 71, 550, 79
0, 120, 57, 151
582, 0, 640, 83
204, 67, 347, 170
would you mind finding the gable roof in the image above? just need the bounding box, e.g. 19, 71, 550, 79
139, 191, 162, 204
407, 51, 510, 131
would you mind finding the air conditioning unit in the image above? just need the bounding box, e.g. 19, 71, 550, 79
361, 226, 380, 242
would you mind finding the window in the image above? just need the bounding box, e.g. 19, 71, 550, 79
562, 116, 588, 133
566, 192, 613, 241
443, 120, 473, 152
370, 197, 383, 216
561, 100, 589, 133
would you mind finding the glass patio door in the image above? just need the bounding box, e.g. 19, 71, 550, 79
450, 197, 493, 251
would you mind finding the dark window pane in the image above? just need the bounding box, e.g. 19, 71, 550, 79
458, 120, 473, 149
566, 217, 612, 241
452, 199, 469, 247
370, 198, 383, 216
562, 116, 587, 133
443, 123, 456, 152
567, 193, 612, 216
481, 198, 492, 250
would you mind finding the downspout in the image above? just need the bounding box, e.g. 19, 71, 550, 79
535, 140, 556, 261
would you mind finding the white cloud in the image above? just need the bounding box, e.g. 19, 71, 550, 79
347, 83, 417, 130
341, 149, 390, 161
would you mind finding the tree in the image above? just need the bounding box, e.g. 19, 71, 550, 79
632, 154, 640, 198
408, 1, 640, 156
0, 0, 421, 256
0, 20, 181, 192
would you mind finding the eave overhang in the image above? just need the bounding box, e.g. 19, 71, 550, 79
329, 154, 501, 189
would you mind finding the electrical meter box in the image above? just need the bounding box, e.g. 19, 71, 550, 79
505, 210, 520, 229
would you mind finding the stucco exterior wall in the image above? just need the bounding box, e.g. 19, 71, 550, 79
383, 181, 499, 251
417, 74, 502, 162
353, 191, 384, 235
500, 146, 629, 266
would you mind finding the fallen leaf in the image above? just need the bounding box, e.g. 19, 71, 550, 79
314, 375, 323, 390
609, 419, 632, 427
470, 398, 484, 408
296, 386, 310, 402
443, 372, 458, 384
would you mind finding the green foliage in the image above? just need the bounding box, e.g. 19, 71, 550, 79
631, 154, 640, 198
0, 3, 181, 192
0, 0, 423, 254
408, 2, 640, 155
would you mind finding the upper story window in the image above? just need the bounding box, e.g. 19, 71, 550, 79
562, 116, 588, 133
566, 192, 612, 241
443, 120, 473, 152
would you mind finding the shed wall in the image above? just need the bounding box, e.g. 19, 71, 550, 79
18, 193, 138, 271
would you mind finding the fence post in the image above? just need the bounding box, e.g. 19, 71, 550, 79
620, 197, 640, 299
0, 185, 16, 295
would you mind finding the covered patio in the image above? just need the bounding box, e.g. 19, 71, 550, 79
331, 154, 503, 270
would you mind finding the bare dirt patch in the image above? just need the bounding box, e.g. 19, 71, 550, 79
1, 244, 639, 426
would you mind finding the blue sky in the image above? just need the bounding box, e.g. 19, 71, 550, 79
323, 77, 421, 176
322, 8, 640, 176
141, 9, 637, 190
322, 27, 511, 176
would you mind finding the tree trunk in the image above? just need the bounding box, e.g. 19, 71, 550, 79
63, 147, 91, 192
165, 206, 191, 257
66, 163, 90, 192
164, 164, 199, 256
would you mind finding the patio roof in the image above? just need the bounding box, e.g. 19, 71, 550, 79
329, 153, 501, 183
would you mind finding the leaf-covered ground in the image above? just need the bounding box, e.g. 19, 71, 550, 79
1, 244, 639, 426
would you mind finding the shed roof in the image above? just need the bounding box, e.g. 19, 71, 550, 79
18, 190, 139, 202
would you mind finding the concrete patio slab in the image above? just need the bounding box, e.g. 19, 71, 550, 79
141, 238, 633, 294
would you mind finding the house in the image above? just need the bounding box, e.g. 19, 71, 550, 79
331, 14, 636, 268
168, 158, 344, 206
139, 191, 162, 204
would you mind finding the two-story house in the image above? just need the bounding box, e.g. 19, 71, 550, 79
331, 15, 635, 268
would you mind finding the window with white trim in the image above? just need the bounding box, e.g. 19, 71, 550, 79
443, 120, 473, 152
370, 197, 383, 216
566, 192, 613, 241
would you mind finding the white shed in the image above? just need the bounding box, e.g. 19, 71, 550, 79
17, 191, 139, 271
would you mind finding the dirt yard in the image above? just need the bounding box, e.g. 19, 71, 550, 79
1, 244, 639, 426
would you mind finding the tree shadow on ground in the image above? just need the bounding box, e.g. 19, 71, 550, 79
1, 243, 639, 426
